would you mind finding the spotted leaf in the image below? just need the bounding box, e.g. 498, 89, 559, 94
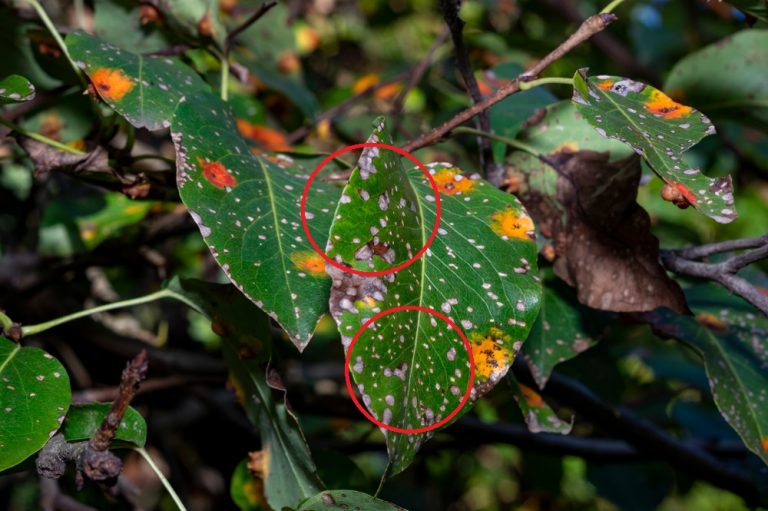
0, 337, 71, 471
521, 277, 597, 389
297, 490, 406, 510
665, 30, 768, 129
572, 69, 736, 224
647, 285, 768, 466
171, 91, 337, 349
0, 74, 35, 104
328, 120, 541, 475
66, 32, 208, 130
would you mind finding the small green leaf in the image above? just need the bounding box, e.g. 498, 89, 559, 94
61, 403, 146, 447
297, 490, 406, 511
572, 69, 736, 224
163, 278, 324, 509
66, 32, 208, 130
328, 119, 541, 475
171, 91, 338, 349
0, 75, 35, 104
665, 30, 768, 129
509, 376, 573, 434
647, 292, 768, 466
0, 337, 71, 471
521, 279, 596, 389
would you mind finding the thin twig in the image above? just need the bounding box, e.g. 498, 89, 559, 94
511, 359, 762, 505
225, 1, 277, 48
391, 28, 450, 118
440, 0, 496, 181
402, 13, 617, 153
675, 234, 768, 260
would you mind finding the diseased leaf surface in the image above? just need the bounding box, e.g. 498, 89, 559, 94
665, 30, 768, 129
172, 91, 337, 349
510, 377, 573, 434
647, 288, 768, 466
0, 337, 71, 471
61, 403, 146, 447
298, 490, 406, 510
0, 74, 35, 104
328, 120, 541, 475
67, 32, 208, 130
572, 69, 736, 223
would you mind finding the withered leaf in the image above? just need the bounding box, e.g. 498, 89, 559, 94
516, 150, 688, 314
17, 137, 110, 179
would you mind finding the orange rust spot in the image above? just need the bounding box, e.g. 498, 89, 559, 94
471, 332, 510, 380
236, 119, 291, 152
597, 79, 615, 91
296, 26, 320, 53
352, 73, 379, 94
491, 208, 535, 240
374, 81, 403, 100
433, 168, 475, 195
89, 68, 135, 102
696, 312, 729, 333
290, 251, 328, 278
661, 181, 697, 208
644, 89, 692, 119
477, 77, 493, 96
762, 437, 768, 453
198, 158, 237, 189
519, 384, 545, 407
277, 51, 301, 74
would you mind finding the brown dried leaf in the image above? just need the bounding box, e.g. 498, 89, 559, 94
519, 150, 688, 314
18, 137, 110, 179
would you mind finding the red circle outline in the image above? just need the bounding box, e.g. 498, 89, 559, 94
344, 305, 475, 434
300, 143, 442, 277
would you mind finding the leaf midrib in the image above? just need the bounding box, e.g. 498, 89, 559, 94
0, 343, 20, 375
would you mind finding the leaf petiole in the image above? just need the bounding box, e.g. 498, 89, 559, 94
519, 77, 574, 91
134, 447, 187, 511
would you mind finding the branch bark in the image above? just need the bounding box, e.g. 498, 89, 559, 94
402, 13, 617, 153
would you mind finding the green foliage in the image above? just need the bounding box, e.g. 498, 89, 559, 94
0, 74, 35, 104
66, 32, 209, 130
61, 403, 146, 447
572, 69, 737, 224
0, 337, 70, 471
171, 91, 337, 349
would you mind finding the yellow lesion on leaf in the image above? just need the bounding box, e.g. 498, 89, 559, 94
644, 89, 692, 119
290, 251, 328, 278
89, 67, 135, 101
490, 208, 535, 240
433, 168, 475, 195
470, 327, 511, 381
696, 312, 728, 333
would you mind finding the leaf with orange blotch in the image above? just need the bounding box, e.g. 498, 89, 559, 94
236, 119, 291, 152
510, 377, 573, 434
572, 68, 737, 224
172, 91, 338, 349
67, 32, 208, 130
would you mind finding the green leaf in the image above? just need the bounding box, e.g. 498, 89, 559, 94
647, 296, 768, 465
0, 75, 35, 104
230, 458, 268, 511
0, 337, 71, 472
509, 376, 573, 434
725, 0, 768, 20
156, 0, 226, 50
171, 91, 337, 349
93, 0, 176, 55
665, 30, 768, 129
572, 69, 737, 224
297, 490, 406, 511
521, 279, 596, 389
60, 403, 146, 447
66, 32, 209, 130
163, 278, 324, 509
327, 119, 541, 475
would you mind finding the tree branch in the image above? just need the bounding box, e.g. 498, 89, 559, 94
225, 1, 277, 48
391, 28, 450, 119
402, 13, 617, 153
661, 236, 768, 317
511, 359, 762, 505
439, 0, 497, 182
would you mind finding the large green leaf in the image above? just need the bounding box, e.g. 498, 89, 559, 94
0, 74, 35, 104
725, 0, 768, 20
647, 289, 768, 465
0, 337, 71, 471
163, 278, 324, 509
665, 30, 768, 129
297, 490, 405, 511
66, 32, 208, 130
572, 69, 737, 224
521, 278, 596, 389
171, 91, 338, 349
327, 120, 541, 475
61, 403, 146, 447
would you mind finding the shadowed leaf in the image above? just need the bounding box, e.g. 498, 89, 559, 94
61, 403, 146, 447
0, 74, 34, 104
